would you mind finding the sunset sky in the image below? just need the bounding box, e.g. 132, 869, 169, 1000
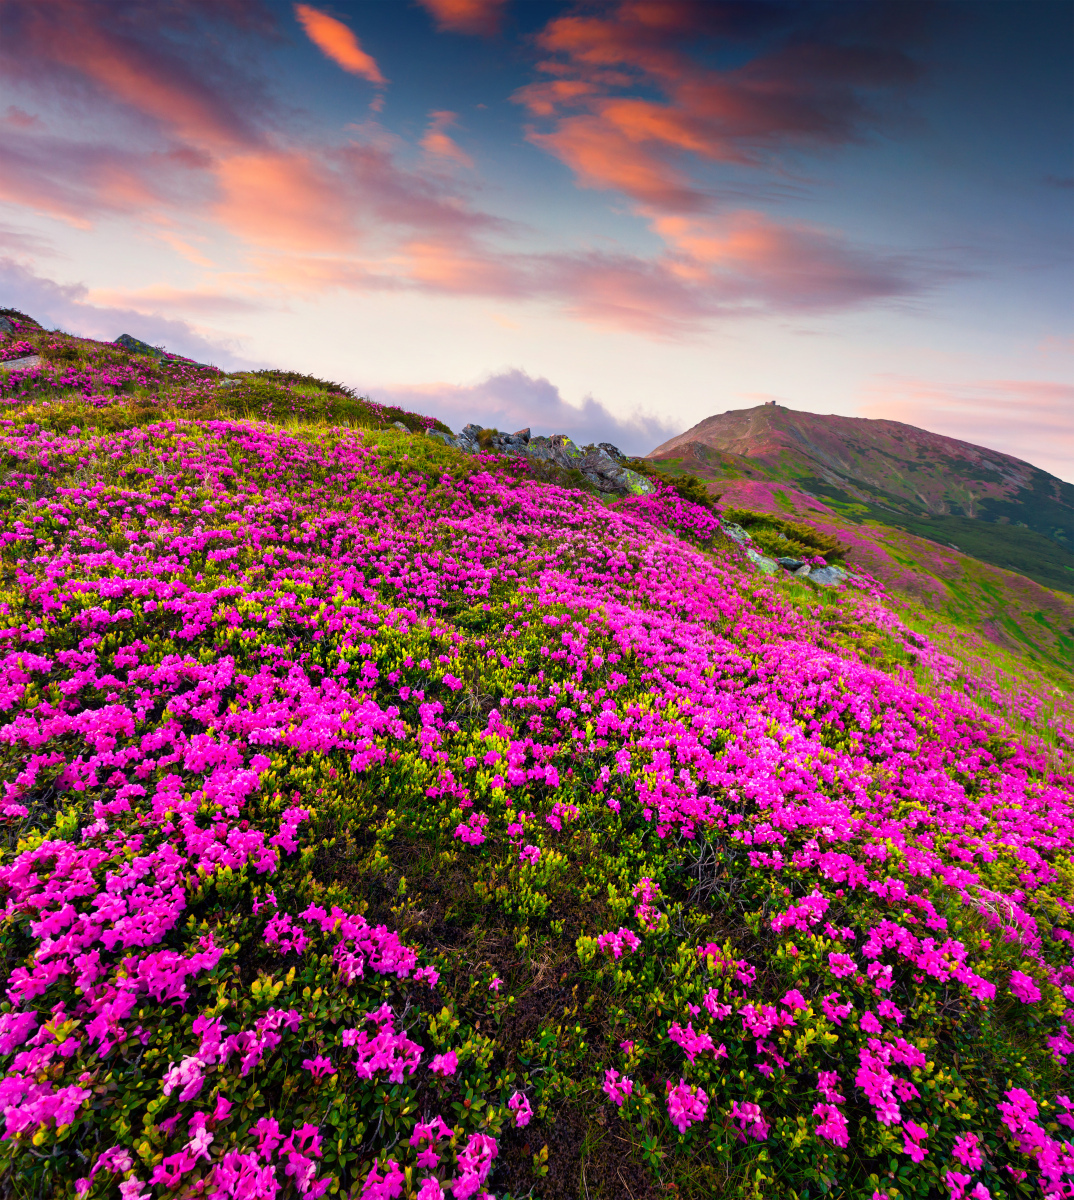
1, 0, 1071, 475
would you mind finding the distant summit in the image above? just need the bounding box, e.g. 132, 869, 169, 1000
648, 404, 1074, 593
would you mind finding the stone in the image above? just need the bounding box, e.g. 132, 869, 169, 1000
777, 557, 804, 571
793, 564, 811, 577
597, 442, 625, 461
512, 427, 531, 443
721, 522, 751, 545
809, 565, 846, 587
745, 547, 779, 574
427, 430, 455, 447
0, 317, 15, 335
392, 421, 410, 433
115, 333, 166, 359
0, 354, 41, 372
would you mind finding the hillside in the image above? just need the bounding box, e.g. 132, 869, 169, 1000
647, 404, 1074, 597
1, 310, 1073, 1200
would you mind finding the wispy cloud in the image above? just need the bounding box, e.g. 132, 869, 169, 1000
421, 111, 474, 167
371, 368, 678, 455
294, 4, 386, 85
417, 0, 507, 37
515, 1, 926, 214
859, 375, 1074, 484
0, 257, 255, 369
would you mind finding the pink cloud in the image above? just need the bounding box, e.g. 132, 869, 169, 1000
860, 376, 1074, 483
3, 106, 43, 130
417, 0, 507, 37
516, 1, 925, 211
0, 0, 269, 151
0, 256, 256, 368
370, 367, 677, 454
421, 111, 474, 167
294, 4, 386, 85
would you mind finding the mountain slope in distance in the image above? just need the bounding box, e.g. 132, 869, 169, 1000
647, 403, 1074, 595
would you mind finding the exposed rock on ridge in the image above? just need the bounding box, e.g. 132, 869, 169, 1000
426, 424, 656, 497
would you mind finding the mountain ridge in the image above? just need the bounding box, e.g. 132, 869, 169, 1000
647, 402, 1074, 595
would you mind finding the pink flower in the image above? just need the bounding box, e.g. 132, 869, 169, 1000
877, 999, 904, 1024
489, 977, 502, 993
952, 1132, 983, 1169
667, 1079, 708, 1135
728, 1099, 768, 1142
828, 952, 856, 978
860, 1011, 882, 1034
302, 1055, 335, 1079
603, 1068, 633, 1108
507, 1090, 532, 1127
902, 1121, 928, 1163
813, 1103, 849, 1148
430, 1051, 458, 1076
1010, 969, 1041, 1004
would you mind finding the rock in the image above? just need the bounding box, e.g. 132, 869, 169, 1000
577, 449, 655, 496
512, 427, 531, 443
809, 565, 846, 587
427, 430, 455, 447
793, 564, 811, 577
745, 547, 779, 574
115, 333, 166, 359
391, 421, 410, 433
0, 317, 15, 335
777, 557, 804, 571
0, 354, 41, 372
721, 522, 751, 545
597, 442, 625, 461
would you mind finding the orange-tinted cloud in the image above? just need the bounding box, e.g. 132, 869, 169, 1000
421, 111, 474, 167
1, 0, 264, 151
214, 151, 362, 253
418, 0, 507, 36
516, 1, 925, 212
294, 4, 386, 85
860, 376, 1074, 483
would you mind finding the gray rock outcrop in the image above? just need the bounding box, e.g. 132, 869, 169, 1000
425, 424, 655, 496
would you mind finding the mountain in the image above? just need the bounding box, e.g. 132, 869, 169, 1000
647, 403, 1074, 595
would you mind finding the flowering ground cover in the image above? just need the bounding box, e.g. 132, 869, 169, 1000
1, 315, 1074, 1199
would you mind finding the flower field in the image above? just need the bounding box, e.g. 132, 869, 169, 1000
1, 314, 1073, 1199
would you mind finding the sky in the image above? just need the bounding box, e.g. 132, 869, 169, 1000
0, 0, 1071, 475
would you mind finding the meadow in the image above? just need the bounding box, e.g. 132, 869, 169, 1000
0, 313, 1072, 1200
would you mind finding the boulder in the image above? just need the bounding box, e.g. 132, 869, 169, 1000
720, 522, 751, 546
391, 421, 410, 433
0, 354, 41, 372
512, 427, 531, 443
0, 317, 15, 335
809, 565, 846, 588
777, 557, 805, 571
793, 564, 811, 577
745, 547, 779, 574
115, 333, 166, 359
426, 430, 455, 447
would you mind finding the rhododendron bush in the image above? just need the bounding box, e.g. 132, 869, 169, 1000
0, 320, 1072, 1199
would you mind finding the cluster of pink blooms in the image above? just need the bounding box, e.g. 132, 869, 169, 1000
596, 927, 641, 959
364, 1126, 497, 1200
666, 1078, 709, 1134
0, 394, 1069, 1195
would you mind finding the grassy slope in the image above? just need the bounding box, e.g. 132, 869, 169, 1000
1, 317, 1073, 1200
645, 452, 1074, 682
647, 441, 1074, 598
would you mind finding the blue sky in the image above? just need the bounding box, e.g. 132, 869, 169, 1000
0, 0, 1071, 473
